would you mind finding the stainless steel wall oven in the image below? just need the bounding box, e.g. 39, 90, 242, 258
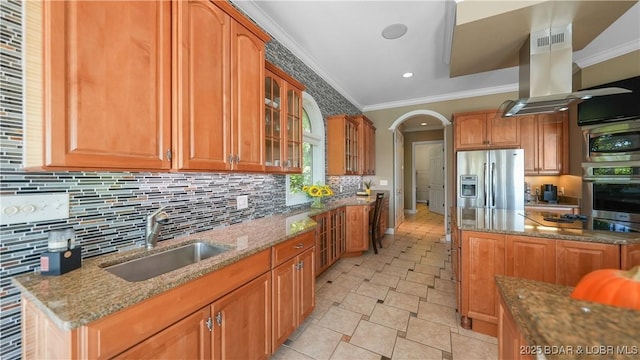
582, 119, 640, 162
582, 161, 640, 232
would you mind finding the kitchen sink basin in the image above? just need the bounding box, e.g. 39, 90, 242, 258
104, 242, 229, 282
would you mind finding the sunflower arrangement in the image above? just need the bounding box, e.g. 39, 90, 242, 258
302, 184, 334, 208
302, 184, 334, 197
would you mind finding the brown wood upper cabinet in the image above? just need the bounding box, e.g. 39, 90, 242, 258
26, 1, 172, 170
352, 115, 376, 175
327, 114, 376, 176
264, 62, 306, 174
519, 113, 569, 175
454, 109, 520, 150
26, 0, 271, 172
174, 0, 270, 172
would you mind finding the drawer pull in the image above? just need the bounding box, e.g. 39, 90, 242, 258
294, 243, 304, 249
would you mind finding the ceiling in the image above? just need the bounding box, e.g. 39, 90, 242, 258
233, 1, 640, 131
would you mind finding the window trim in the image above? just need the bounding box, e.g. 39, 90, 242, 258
286, 92, 325, 206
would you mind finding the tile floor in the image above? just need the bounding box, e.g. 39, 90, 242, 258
272, 204, 498, 360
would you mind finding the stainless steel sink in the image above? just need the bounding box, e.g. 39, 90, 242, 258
103, 242, 229, 282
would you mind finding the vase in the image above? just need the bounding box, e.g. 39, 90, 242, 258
365, 188, 371, 195
311, 196, 324, 209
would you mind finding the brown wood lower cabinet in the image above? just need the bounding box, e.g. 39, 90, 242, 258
22, 231, 318, 359
555, 240, 620, 286
498, 295, 532, 360
212, 272, 271, 360
460, 230, 627, 337
461, 231, 505, 336
116, 306, 212, 359
621, 243, 640, 270
271, 232, 315, 351
345, 205, 369, 255
312, 208, 345, 276
505, 235, 556, 283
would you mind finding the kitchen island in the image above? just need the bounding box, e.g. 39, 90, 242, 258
12, 195, 382, 359
451, 207, 639, 338
496, 275, 640, 360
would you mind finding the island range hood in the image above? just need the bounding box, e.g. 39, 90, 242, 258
501, 24, 631, 117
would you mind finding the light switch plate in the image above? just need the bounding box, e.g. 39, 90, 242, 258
379, 180, 388, 186
237, 195, 248, 210
1, 193, 70, 225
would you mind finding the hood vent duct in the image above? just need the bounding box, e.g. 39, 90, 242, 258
502, 24, 631, 117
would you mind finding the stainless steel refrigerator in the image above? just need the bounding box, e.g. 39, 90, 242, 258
457, 149, 524, 210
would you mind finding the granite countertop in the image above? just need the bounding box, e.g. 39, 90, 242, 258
12, 195, 381, 331
525, 202, 579, 209
496, 276, 640, 360
455, 208, 640, 244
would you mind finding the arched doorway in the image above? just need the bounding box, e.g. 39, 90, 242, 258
388, 110, 451, 239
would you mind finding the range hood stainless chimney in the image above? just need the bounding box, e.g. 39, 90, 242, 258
502, 24, 631, 117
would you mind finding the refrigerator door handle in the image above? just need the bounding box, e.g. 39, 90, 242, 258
491, 162, 496, 208
483, 162, 487, 207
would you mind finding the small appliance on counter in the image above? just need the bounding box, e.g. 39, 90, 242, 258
540, 184, 558, 204
40, 228, 81, 276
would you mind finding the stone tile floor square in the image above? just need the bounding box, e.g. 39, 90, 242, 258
272, 204, 498, 360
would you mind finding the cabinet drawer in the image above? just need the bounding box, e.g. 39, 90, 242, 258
272, 231, 315, 267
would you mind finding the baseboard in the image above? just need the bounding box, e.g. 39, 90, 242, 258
405, 210, 417, 215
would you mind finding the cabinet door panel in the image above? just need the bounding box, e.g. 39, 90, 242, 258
622, 244, 640, 270
537, 114, 564, 174
299, 248, 316, 321
518, 116, 537, 174
556, 240, 620, 286
313, 212, 331, 275
345, 205, 368, 253
272, 258, 297, 350
212, 272, 271, 360
462, 231, 505, 323
454, 114, 487, 149
115, 307, 211, 359
175, 0, 230, 170
46, 1, 171, 169
506, 235, 555, 283
489, 111, 519, 147
231, 22, 265, 171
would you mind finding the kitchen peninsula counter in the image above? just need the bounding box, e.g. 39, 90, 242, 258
496, 276, 640, 360
455, 207, 640, 245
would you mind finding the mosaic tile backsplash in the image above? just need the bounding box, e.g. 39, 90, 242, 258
0, 1, 362, 358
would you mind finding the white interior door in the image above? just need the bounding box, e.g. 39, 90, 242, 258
428, 144, 445, 215
416, 170, 429, 203
394, 130, 404, 227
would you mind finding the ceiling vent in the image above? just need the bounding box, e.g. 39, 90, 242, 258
501, 24, 631, 117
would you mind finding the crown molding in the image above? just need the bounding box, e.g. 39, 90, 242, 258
231, 1, 363, 111
574, 39, 640, 69
364, 83, 519, 112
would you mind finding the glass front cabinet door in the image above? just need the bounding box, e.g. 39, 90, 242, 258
264, 62, 305, 173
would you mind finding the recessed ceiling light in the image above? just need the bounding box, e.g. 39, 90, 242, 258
402, 72, 413, 78
382, 24, 408, 40
420, 122, 427, 126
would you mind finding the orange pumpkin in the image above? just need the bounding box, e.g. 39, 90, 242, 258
571, 266, 640, 310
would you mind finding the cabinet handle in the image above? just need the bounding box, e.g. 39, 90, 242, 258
165, 149, 172, 161
294, 243, 304, 249
206, 317, 213, 332
215, 312, 222, 326
228, 154, 234, 163
236, 155, 240, 164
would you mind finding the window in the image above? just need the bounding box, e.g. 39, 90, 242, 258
286, 92, 325, 206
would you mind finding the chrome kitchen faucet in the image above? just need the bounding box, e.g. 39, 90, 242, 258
146, 206, 169, 250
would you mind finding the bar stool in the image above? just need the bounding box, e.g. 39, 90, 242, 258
370, 193, 385, 254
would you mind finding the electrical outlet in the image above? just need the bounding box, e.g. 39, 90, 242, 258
237, 195, 248, 210
379, 180, 388, 186
1, 193, 69, 225
339, 185, 343, 193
